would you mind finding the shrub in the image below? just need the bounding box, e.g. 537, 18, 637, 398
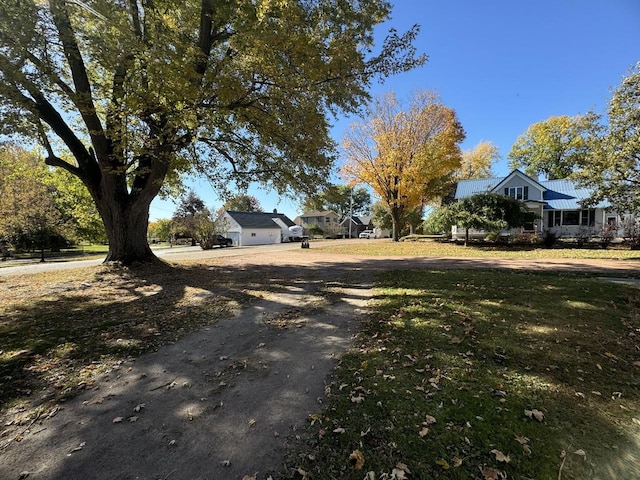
599, 223, 616, 249
484, 231, 501, 243
575, 225, 593, 247
510, 232, 540, 245
542, 230, 561, 248
622, 217, 640, 250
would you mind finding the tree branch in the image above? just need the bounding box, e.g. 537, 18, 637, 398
49, 0, 108, 159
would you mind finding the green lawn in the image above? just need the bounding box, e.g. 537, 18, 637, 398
284, 269, 640, 479
316, 239, 640, 261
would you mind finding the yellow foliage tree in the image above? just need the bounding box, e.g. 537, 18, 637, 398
341, 91, 465, 240
457, 141, 500, 180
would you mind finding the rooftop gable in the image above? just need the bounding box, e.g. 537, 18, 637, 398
490, 169, 548, 194
225, 210, 295, 229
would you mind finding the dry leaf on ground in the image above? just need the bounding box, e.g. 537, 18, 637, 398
491, 449, 511, 463
349, 449, 365, 470
524, 408, 544, 421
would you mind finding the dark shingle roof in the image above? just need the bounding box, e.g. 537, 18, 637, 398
225, 211, 295, 228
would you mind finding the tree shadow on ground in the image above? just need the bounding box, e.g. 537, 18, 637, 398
0, 254, 638, 479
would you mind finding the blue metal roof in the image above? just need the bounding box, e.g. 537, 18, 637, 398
455, 173, 610, 210
454, 178, 499, 198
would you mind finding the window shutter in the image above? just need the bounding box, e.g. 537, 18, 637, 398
504, 188, 509, 196
524, 186, 529, 200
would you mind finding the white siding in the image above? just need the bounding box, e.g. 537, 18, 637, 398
240, 229, 281, 246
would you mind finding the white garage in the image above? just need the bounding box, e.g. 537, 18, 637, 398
221, 210, 297, 246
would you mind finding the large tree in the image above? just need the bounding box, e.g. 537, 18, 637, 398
508, 114, 597, 180
172, 191, 208, 246
457, 141, 499, 180
0, 0, 424, 264
372, 200, 422, 236
575, 64, 640, 229
222, 194, 262, 212
0, 146, 68, 260
301, 184, 371, 218
341, 90, 465, 240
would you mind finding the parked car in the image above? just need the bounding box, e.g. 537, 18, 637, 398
359, 230, 374, 239
215, 234, 234, 247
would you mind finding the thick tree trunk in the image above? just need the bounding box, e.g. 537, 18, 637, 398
98, 195, 157, 265
391, 206, 402, 242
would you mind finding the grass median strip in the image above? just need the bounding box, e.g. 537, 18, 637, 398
316, 240, 640, 260
286, 269, 640, 480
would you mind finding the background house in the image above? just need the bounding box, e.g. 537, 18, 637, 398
339, 215, 374, 238
453, 169, 623, 239
295, 210, 341, 238
221, 210, 297, 246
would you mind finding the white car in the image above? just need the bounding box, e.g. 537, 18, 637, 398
359, 230, 374, 239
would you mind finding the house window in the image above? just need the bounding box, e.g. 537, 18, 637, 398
548, 211, 562, 227
562, 210, 580, 226
251, 233, 256, 237
580, 209, 595, 226
504, 186, 528, 200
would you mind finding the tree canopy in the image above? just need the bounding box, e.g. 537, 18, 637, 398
0, 0, 425, 264
0, 145, 67, 259
457, 141, 499, 180
574, 63, 640, 218
508, 114, 597, 180
432, 193, 533, 245
301, 184, 371, 218
222, 194, 262, 212
341, 90, 465, 240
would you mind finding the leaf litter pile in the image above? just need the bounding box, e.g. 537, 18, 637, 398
283, 269, 640, 480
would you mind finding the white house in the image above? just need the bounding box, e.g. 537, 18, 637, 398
221, 210, 298, 246
452, 169, 625, 240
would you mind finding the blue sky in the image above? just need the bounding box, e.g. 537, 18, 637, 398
150, 0, 640, 222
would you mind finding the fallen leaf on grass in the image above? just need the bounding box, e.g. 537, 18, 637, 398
349, 449, 365, 470
418, 427, 429, 437
248, 418, 256, 427
350, 394, 365, 404
479, 465, 507, 480
436, 458, 450, 469
133, 403, 145, 412
333, 427, 346, 434
424, 414, 437, 425
128, 416, 138, 423
525, 409, 544, 422
391, 462, 411, 479
241, 476, 256, 480
490, 449, 511, 463
452, 456, 463, 467
112, 417, 123, 423
574, 449, 587, 459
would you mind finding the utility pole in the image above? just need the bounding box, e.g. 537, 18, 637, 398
349, 188, 353, 238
